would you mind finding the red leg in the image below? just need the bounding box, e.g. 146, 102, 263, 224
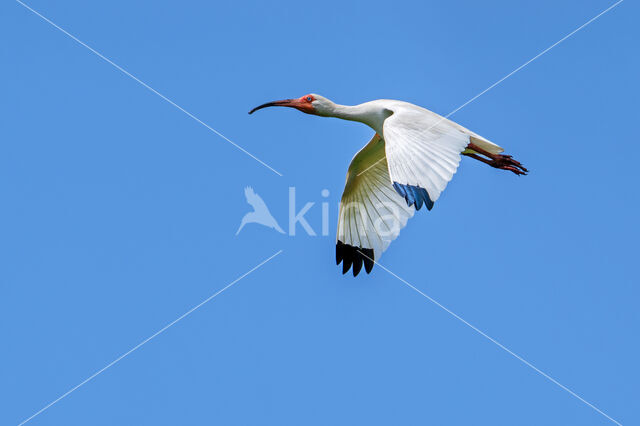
464, 143, 528, 176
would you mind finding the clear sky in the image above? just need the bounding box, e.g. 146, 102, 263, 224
2, 0, 638, 425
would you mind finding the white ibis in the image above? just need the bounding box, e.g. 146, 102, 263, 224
250, 94, 527, 276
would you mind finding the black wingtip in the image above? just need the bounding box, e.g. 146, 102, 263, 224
363, 253, 374, 274
336, 241, 374, 277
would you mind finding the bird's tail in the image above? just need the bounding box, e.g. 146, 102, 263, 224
463, 136, 504, 155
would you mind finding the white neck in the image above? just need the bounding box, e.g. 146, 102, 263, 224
317, 100, 388, 133
327, 103, 370, 121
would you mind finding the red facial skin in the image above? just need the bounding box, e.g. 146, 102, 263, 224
248, 94, 316, 115
292, 94, 315, 114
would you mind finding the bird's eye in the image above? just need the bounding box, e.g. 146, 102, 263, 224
306, 96, 313, 102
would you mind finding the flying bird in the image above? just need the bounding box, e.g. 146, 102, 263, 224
236, 186, 285, 235
249, 94, 527, 276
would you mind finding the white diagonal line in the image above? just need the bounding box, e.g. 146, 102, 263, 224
15, 0, 283, 177
443, 0, 624, 120
357, 0, 623, 178
356, 156, 386, 177
357, 251, 622, 426
17, 249, 283, 426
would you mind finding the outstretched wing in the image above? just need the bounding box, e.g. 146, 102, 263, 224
382, 102, 474, 209
244, 186, 269, 212
336, 134, 415, 276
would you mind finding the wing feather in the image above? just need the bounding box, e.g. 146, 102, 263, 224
336, 101, 506, 275
337, 133, 414, 276
383, 104, 471, 206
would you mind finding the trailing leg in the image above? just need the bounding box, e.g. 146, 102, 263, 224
464, 142, 528, 176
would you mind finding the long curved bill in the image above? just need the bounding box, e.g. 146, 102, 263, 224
249, 99, 297, 114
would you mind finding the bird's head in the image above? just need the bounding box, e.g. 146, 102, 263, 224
249, 93, 334, 116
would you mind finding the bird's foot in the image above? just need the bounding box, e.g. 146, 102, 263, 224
489, 154, 528, 176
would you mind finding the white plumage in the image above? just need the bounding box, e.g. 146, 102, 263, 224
249, 94, 527, 276
337, 134, 414, 271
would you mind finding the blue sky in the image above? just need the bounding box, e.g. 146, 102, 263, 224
1, 0, 638, 424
